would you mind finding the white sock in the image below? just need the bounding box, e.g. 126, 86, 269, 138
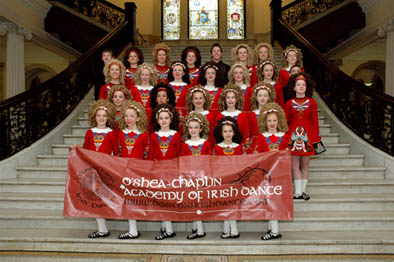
268, 220, 272, 231
192, 221, 197, 231
96, 218, 108, 233
229, 220, 238, 235
223, 221, 230, 234
163, 221, 173, 234
195, 221, 204, 235
128, 220, 137, 235
161, 221, 166, 231
294, 179, 302, 196
270, 220, 279, 234
301, 179, 308, 193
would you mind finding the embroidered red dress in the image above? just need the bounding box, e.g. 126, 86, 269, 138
203, 85, 222, 115
214, 142, 243, 156
148, 130, 181, 160
254, 132, 289, 153
187, 110, 216, 143
285, 97, 321, 156
155, 65, 169, 84
169, 81, 190, 124
83, 127, 118, 155
181, 139, 212, 156
118, 129, 149, 159
188, 67, 200, 87
241, 84, 253, 112
98, 83, 116, 100
247, 109, 261, 153
125, 68, 137, 88
246, 65, 257, 88
215, 110, 249, 147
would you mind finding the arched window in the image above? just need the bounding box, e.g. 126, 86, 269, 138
227, 0, 245, 39
189, 0, 218, 39
352, 61, 385, 93
162, 0, 181, 40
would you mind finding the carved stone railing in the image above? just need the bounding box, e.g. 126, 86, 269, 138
271, 1, 394, 156
0, 2, 136, 160
282, 0, 346, 27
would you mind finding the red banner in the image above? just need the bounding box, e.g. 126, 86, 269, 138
64, 147, 294, 221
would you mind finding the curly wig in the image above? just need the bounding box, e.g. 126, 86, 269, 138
286, 72, 315, 99
103, 58, 126, 84
231, 44, 254, 67
152, 43, 171, 66
150, 83, 176, 109
254, 42, 275, 64
228, 63, 250, 85
107, 85, 133, 103
185, 85, 211, 112
258, 102, 288, 133
118, 100, 148, 132
183, 111, 210, 140
250, 81, 276, 111
88, 99, 116, 128
167, 61, 190, 84
181, 46, 202, 68
123, 47, 144, 68
199, 62, 220, 87
150, 103, 179, 132
214, 116, 243, 144
218, 84, 244, 111
280, 45, 304, 69
134, 63, 158, 86
257, 59, 278, 82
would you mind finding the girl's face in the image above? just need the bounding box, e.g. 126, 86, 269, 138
225, 91, 237, 108
156, 90, 168, 105
109, 64, 121, 80
102, 52, 112, 64
237, 47, 248, 62
294, 79, 307, 97
290, 66, 302, 75
263, 64, 274, 81
192, 91, 205, 109
286, 51, 298, 66
186, 52, 197, 66
205, 68, 216, 83
172, 65, 185, 80
233, 67, 244, 83
113, 90, 125, 107
222, 124, 234, 142
266, 113, 279, 133
259, 46, 269, 60
124, 108, 139, 129
140, 68, 151, 85
256, 89, 270, 106
157, 50, 167, 64
157, 111, 171, 129
188, 120, 202, 139
128, 51, 139, 66
95, 109, 108, 128
211, 46, 222, 61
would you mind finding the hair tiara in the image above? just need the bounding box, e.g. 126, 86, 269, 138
255, 85, 271, 93
140, 64, 154, 74
296, 75, 306, 81
285, 48, 298, 57
263, 108, 279, 114
222, 120, 235, 126
156, 107, 173, 119
203, 64, 219, 71
125, 105, 140, 113
259, 60, 275, 69
189, 87, 206, 97
97, 106, 108, 112
171, 62, 186, 70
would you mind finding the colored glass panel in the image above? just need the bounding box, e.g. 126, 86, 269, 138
227, 0, 245, 39
189, 0, 218, 39
163, 0, 181, 40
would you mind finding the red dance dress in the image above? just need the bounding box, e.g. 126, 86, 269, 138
216, 110, 249, 147
117, 129, 149, 159
203, 85, 222, 115
214, 142, 243, 156
247, 109, 260, 153
241, 84, 253, 112
187, 110, 216, 143
188, 67, 200, 87
253, 132, 289, 153
125, 68, 137, 88
155, 65, 169, 84
246, 65, 257, 88
83, 127, 118, 155
148, 130, 181, 160
98, 83, 116, 100
169, 81, 190, 124
181, 139, 212, 156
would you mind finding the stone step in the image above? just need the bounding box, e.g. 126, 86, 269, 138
16, 166, 68, 179
1, 192, 393, 211
1, 228, 394, 255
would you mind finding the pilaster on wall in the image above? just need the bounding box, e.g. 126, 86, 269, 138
378, 19, 394, 96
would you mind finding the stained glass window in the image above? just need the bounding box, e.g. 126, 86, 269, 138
189, 0, 218, 39
227, 0, 245, 39
162, 0, 181, 40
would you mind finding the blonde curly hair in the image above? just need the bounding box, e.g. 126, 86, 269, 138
88, 99, 116, 128
152, 43, 171, 66
107, 85, 133, 103
257, 60, 278, 82
231, 43, 254, 66
134, 63, 158, 86
218, 84, 244, 111
118, 100, 148, 132
250, 82, 276, 111
228, 63, 250, 86
280, 45, 303, 69
185, 85, 211, 112
258, 102, 288, 133
183, 112, 210, 140
254, 42, 275, 64
103, 58, 126, 84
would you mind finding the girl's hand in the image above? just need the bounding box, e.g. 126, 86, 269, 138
69, 144, 78, 151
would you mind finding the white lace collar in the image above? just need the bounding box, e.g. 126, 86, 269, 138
191, 110, 209, 116
123, 129, 142, 135
221, 110, 242, 117
253, 109, 260, 115
185, 138, 206, 146
270, 81, 276, 86
169, 81, 187, 86
155, 130, 177, 137
238, 84, 247, 90
91, 127, 112, 133
217, 142, 239, 148
262, 132, 285, 137
136, 85, 153, 91
204, 85, 217, 92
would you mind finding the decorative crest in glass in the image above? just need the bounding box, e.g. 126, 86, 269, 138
189, 0, 218, 39
163, 0, 181, 40
227, 0, 245, 39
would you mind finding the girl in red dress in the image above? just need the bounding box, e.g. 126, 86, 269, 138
149, 84, 176, 109
254, 42, 275, 65
285, 73, 325, 200
181, 46, 201, 87
117, 100, 149, 239
255, 103, 289, 240
257, 60, 282, 108
213, 116, 243, 239
70, 100, 117, 238
148, 104, 181, 240
107, 85, 132, 126
228, 63, 253, 112
199, 62, 222, 115
216, 84, 249, 151
283, 64, 302, 104
99, 59, 126, 100
181, 112, 212, 240
152, 43, 171, 84
231, 44, 257, 87
123, 47, 144, 88
248, 82, 276, 153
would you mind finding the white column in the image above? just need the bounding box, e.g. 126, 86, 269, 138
378, 19, 394, 96
0, 22, 32, 98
